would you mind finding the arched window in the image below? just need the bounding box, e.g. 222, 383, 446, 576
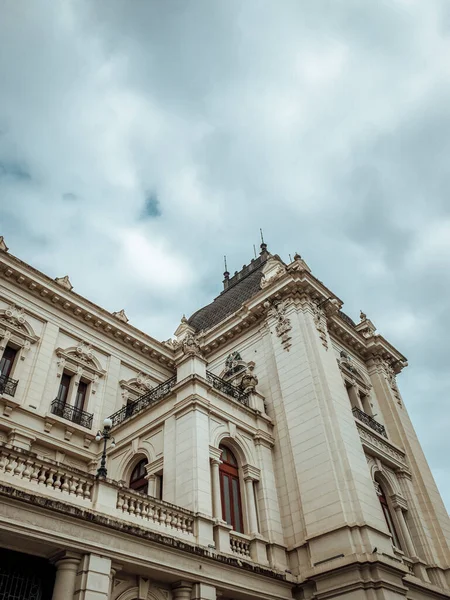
219, 445, 243, 533
130, 459, 148, 494
377, 482, 402, 549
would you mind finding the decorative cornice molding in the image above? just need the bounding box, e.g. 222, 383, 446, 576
356, 421, 408, 469
0, 253, 176, 369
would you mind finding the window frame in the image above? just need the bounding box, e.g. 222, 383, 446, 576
0, 345, 18, 379
219, 446, 244, 533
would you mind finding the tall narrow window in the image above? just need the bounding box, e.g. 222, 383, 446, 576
378, 485, 402, 549
0, 346, 18, 378
74, 381, 88, 412
130, 459, 148, 494
57, 373, 72, 406
219, 445, 243, 533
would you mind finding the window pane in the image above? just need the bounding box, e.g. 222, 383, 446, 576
232, 477, 243, 533
0, 347, 17, 378
57, 374, 71, 404
74, 381, 88, 411
222, 475, 232, 525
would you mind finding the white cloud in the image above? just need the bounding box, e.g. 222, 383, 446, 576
1, 0, 450, 512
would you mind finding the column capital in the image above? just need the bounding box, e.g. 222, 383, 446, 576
242, 464, 260, 481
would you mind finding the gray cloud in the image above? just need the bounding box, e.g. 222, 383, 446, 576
1, 0, 449, 510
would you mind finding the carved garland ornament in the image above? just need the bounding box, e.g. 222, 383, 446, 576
264, 300, 292, 351
0, 303, 39, 359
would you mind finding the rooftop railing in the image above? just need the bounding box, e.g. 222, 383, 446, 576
50, 398, 94, 430
352, 406, 387, 438
109, 376, 177, 428
206, 371, 249, 407
0, 374, 18, 397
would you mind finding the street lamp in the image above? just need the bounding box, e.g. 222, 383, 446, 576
95, 417, 116, 479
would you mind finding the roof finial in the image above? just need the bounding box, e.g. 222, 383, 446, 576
260, 228, 267, 254
253, 244, 257, 259
223, 255, 229, 280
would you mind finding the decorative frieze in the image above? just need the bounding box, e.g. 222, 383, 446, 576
355, 421, 408, 469
264, 300, 292, 351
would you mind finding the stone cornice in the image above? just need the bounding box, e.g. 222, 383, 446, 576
0, 250, 176, 369
196, 266, 407, 369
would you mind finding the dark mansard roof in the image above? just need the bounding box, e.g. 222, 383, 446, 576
187, 248, 358, 333
188, 251, 269, 332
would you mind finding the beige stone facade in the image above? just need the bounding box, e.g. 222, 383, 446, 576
0, 237, 449, 599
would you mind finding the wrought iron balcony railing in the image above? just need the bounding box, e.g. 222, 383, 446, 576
206, 371, 249, 407
352, 406, 387, 438
0, 374, 18, 397
109, 376, 177, 428
50, 398, 94, 430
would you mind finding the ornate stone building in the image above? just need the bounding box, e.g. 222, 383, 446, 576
0, 235, 449, 600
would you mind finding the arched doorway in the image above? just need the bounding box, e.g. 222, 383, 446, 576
219, 445, 244, 533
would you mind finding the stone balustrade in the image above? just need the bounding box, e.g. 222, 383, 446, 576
117, 489, 195, 536
230, 532, 251, 558
0, 444, 94, 502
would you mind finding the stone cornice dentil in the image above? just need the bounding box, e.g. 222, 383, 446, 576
196, 258, 408, 371
0, 250, 176, 369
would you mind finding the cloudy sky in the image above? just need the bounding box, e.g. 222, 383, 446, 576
1, 0, 449, 510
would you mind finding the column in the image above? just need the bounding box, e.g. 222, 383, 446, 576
394, 506, 416, 558
145, 472, 157, 497
245, 477, 258, 534
211, 459, 222, 520
74, 553, 111, 600
52, 555, 80, 600
192, 583, 216, 600
172, 581, 193, 600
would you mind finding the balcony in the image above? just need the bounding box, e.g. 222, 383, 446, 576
109, 376, 177, 428
206, 371, 249, 407
352, 406, 387, 438
50, 398, 94, 430
0, 374, 18, 397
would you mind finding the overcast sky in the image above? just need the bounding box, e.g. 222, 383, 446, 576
1, 0, 449, 511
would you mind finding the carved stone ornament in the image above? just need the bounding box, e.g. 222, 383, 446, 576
313, 305, 329, 350
260, 257, 287, 289
264, 300, 292, 351
240, 362, 259, 394
0, 236, 8, 252
75, 341, 95, 363
356, 310, 377, 339
112, 308, 129, 323
55, 275, 73, 291
180, 332, 203, 356
290, 252, 311, 273
4, 304, 26, 328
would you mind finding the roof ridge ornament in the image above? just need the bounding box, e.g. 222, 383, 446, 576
55, 275, 73, 291
112, 308, 129, 323
356, 310, 377, 339
0, 236, 8, 252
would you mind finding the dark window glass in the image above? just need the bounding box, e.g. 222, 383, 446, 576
130, 459, 148, 494
0, 346, 17, 378
57, 373, 72, 405
74, 381, 88, 411
219, 445, 243, 533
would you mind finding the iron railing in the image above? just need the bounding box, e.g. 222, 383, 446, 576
352, 407, 387, 438
206, 371, 249, 407
0, 374, 18, 397
109, 376, 177, 428
50, 398, 94, 429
